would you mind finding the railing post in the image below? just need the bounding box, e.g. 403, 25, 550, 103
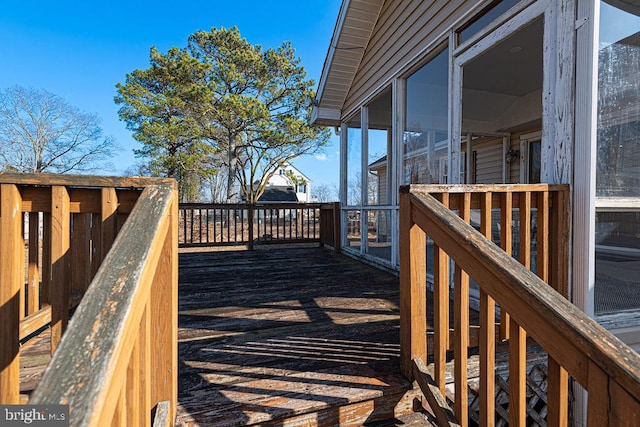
399, 191, 427, 379
333, 202, 341, 254
247, 204, 255, 251
50, 185, 70, 353
550, 189, 570, 298
0, 184, 24, 404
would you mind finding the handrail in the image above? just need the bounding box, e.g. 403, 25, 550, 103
400, 184, 640, 425
0, 172, 174, 188
30, 183, 177, 426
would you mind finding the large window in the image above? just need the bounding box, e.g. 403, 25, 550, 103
595, 1, 640, 315
342, 91, 394, 264
403, 47, 449, 185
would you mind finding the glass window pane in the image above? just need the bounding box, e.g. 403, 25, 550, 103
457, 0, 521, 43
595, 2, 640, 316
347, 114, 362, 206
404, 47, 449, 184
345, 209, 362, 250
367, 90, 392, 206
596, 2, 640, 197
595, 211, 640, 314
364, 210, 392, 262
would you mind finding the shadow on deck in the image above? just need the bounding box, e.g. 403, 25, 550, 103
176, 246, 426, 426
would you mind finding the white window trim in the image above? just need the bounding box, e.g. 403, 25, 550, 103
520, 131, 542, 183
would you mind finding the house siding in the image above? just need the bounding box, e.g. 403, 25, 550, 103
474, 139, 503, 184
342, 0, 476, 118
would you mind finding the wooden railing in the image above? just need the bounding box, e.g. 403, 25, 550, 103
179, 202, 340, 250
400, 184, 640, 426
319, 202, 341, 254
0, 173, 178, 426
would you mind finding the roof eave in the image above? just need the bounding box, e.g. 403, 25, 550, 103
311, 106, 342, 127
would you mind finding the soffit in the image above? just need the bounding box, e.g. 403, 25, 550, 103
312, 0, 385, 126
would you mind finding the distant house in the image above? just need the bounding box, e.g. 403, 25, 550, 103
312, 0, 640, 352
257, 164, 312, 203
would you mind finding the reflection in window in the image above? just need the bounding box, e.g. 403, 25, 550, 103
595, 212, 640, 314
367, 90, 392, 206
364, 210, 392, 262
529, 141, 541, 183
346, 115, 362, 206
595, 1, 640, 315
457, 0, 520, 43
404, 47, 449, 184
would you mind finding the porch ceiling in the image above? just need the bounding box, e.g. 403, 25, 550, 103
311, 0, 385, 127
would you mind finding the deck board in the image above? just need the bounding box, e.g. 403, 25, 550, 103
176, 246, 423, 426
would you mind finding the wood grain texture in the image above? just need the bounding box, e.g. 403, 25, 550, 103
413, 357, 459, 426
547, 355, 568, 427
1, 184, 23, 403
434, 193, 450, 393
399, 193, 427, 379
100, 188, 118, 264
150, 190, 178, 422
499, 191, 513, 340
587, 361, 609, 426
50, 186, 71, 353
479, 190, 495, 427
0, 171, 174, 188
30, 184, 176, 426
403, 186, 640, 417
27, 212, 40, 315
453, 193, 470, 425
508, 319, 527, 426
175, 247, 421, 426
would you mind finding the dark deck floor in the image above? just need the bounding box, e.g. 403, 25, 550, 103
176, 246, 426, 426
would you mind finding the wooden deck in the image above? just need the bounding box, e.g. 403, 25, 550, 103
176, 246, 428, 426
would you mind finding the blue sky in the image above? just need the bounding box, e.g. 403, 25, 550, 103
0, 0, 342, 188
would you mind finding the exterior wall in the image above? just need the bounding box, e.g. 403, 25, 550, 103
473, 139, 504, 183
343, 0, 474, 117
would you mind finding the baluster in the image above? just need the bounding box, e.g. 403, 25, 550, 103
547, 356, 569, 427
28, 211, 41, 315
127, 335, 141, 426
71, 213, 92, 296
587, 361, 609, 426
140, 305, 152, 426
101, 188, 118, 261
509, 317, 527, 426
480, 192, 495, 426
499, 192, 513, 340
454, 192, 470, 425
610, 380, 640, 425
433, 192, 449, 393
550, 189, 570, 298
537, 191, 549, 282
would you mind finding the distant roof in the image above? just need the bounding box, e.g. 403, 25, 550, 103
369, 154, 387, 170
257, 187, 299, 203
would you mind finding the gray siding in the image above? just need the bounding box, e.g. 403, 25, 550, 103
342, 0, 475, 117
474, 139, 503, 184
